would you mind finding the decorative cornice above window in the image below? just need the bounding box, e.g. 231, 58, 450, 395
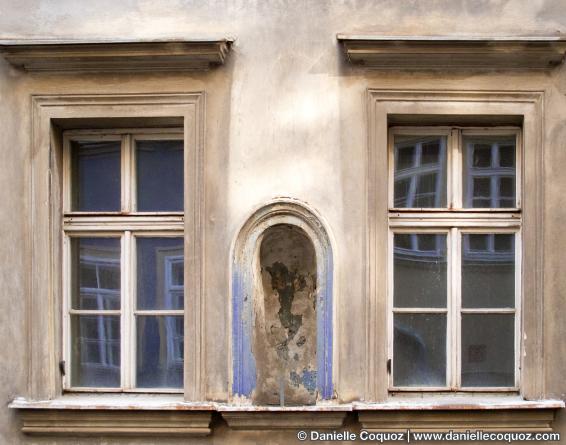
0, 39, 233, 72
337, 35, 566, 70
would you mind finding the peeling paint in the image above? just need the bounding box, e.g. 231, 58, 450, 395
254, 224, 318, 405
231, 200, 333, 403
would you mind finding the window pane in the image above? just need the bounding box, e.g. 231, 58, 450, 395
136, 237, 184, 310
136, 140, 183, 211
414, 173, 437, 208
393, 313, 446, 387
461, 314, 514, 387
136, 315, 183, 388
71, 140, 121, 211
71, 315, 120, 387
394, 234, 447, 308
393, 135, 447, 208
394, 178, 411, 207
71, 237, 121, 310
462, 234, 515, 308
463, 135, 516, 208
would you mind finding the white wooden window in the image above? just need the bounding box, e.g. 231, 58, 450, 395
62, 129, 185, 392
388, 127, 521, 391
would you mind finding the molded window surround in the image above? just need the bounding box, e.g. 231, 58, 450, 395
26, 93, 205, 401
366, 90, 545, 402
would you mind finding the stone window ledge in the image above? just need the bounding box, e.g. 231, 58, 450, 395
10, 395, 215, 437
355, 398, 564, 433
10, 396, 563, 435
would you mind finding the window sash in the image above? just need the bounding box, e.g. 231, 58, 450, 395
62, 128, 185, 393
388, 127, 521, 211
63, 129, 184, 215
388, 226, 521, 392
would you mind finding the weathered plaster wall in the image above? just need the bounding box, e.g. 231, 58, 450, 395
1, 0, 566, 443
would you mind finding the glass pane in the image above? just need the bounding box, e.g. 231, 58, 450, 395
462, 234, 515, 308
393, 313, 446, 387
393, 135, 447, 208
136, 140, 183, 212
71, 140, 121, 211
137, 237, 184, 310
71, 315, 120, 387
461, 314, 514, 387
463, 135, 516, 208
394, 234, 447, 308
71, 237, 121, 310
136, 315, 183, 388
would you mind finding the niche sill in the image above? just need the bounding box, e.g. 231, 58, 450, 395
218, 404, 351, 430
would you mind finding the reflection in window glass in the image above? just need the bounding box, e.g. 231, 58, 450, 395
136, 140, 183, 212
462, 234, 515, 309
393, 135, 447, 208
71, 140, 121, 212
136, 237, 184, 310
461, 314, 514, 387
71, 315, 120, 387
136, 316, 184, 388
71, 237, 121, 310
394, 314, 446, 387
463, 135, 516, 208
394, 233, 447, 308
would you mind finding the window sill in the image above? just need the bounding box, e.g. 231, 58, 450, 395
10, 395, 563, 435
354, 397, 564, 432
10, 395, 214, 437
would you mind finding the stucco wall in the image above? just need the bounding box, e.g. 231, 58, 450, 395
1, 0, 566, 443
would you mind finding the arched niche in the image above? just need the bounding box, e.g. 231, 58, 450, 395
232, 200, 333, 404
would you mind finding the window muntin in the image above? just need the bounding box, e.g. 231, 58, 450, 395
63, 129, 184, 392
388, 126, 521, 392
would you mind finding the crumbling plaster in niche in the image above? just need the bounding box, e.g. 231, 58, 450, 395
254, 224, 318, 405
231, 199, 334, 403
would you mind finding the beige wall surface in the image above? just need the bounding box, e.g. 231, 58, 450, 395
1, 0, 566, 443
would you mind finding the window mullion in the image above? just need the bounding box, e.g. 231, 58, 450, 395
387, 229, 394, 389
62, 234, 71, 389
122, 134, 132, 213
121, 231, 133, 389
450, 227, 461, 390
515, 229, 522, 389
451, 129, 462, 209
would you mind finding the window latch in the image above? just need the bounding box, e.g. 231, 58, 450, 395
59, 360, 66, 376
387, 358, 391, 374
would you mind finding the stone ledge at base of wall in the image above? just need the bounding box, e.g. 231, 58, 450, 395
10, 397, 564, 437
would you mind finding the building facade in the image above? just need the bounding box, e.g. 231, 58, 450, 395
1, 0, 566, 443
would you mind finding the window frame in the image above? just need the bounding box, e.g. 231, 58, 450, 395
28, 93, 205, 403
366, 90, 544, 402
62, 129, 185, 393
388, 126, 522, 392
